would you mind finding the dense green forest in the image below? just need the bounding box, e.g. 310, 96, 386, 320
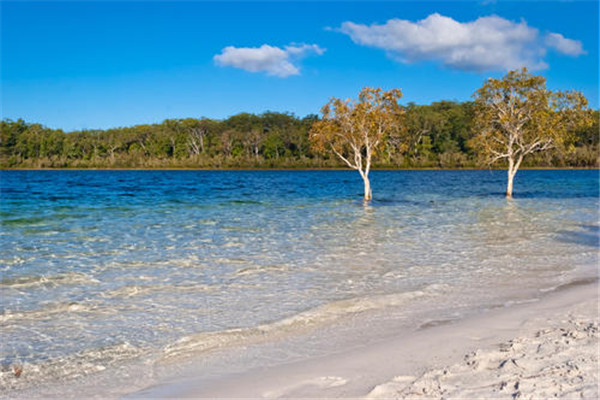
1, 101, 598, 169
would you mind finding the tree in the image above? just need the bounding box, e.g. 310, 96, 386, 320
99, 128, 125, 163
178, 118, 213, 157
309, 87, 403, 201
471, 68, 591, 198
400, 103, 445, 164
263, 129, 285, 160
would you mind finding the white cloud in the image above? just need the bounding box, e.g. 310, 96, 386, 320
214, 43, 325, 77
285, 43, 326, 57
545, 33, 586, 56
339, 13, 585, 72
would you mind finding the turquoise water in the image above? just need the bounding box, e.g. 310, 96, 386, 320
0, 170, 598, 397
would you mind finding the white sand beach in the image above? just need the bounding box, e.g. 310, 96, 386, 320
131, 280, 598, 399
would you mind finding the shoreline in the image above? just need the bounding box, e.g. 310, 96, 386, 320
1, 167, 598, 171
129, 280, 599, 399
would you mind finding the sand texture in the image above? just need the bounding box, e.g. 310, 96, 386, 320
368, 317, 599, 399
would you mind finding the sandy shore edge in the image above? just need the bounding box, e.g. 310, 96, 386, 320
130, 281, 599, 399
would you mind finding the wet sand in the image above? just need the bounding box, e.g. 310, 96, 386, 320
130, 280, 598, 399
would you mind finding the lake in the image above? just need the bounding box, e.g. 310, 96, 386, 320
1, 170, 598, 397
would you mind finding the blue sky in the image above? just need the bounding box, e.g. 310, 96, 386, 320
1, 1, 598, 131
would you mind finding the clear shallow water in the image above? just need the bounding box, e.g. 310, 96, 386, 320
0, 170, 598, 397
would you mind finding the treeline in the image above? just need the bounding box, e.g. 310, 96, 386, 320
1, 102, 598, 169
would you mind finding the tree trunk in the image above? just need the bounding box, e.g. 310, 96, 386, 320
506, 169, 515, 199
362, 173, 372, 202
109, 146, 117, 162
506, 155, 517, 199
506, 154, 523, 199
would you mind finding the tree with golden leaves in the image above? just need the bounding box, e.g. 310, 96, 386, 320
310, 87, 403, 202
471, 68, 591, 198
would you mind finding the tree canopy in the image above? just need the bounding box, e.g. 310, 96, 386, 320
470, 68, 593, 197
309, 87, 403, 200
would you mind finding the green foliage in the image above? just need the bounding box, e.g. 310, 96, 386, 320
399, 101, 476, 167
1, 102, 597, 169
309, 87, 403, 168
470, 68, 592, 167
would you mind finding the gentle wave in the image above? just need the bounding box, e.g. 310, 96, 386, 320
0, 287, 440, 394
0, 272, 98, 290
100, 282, 219, 299
538, 276, 599, 294
0, 342, 144, 394
0, 300, 110, 324
234, 264, 289, 277
161, 286, 445, 360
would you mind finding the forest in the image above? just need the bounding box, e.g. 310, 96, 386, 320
1, 101, 598, 169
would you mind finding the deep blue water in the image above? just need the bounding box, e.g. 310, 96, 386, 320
0, 169, 598, 397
